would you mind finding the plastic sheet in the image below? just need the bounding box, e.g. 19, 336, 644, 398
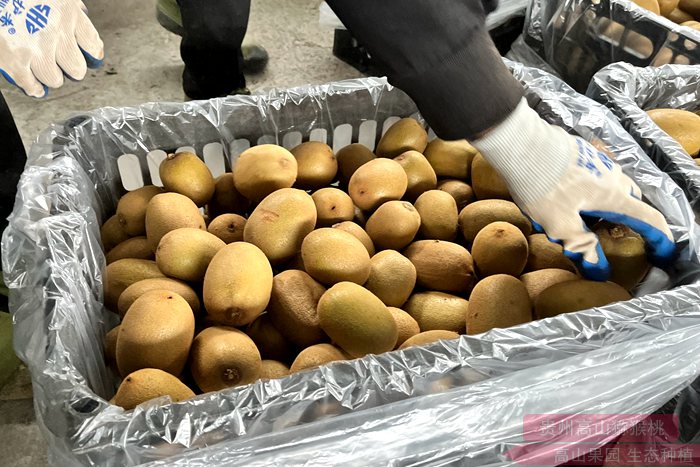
588, 63, 700, 216
4, 63, 700, 466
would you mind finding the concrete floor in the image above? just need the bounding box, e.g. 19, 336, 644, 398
0, 1, 361, 465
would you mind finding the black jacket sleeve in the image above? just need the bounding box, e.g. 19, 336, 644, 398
326, 0, 524, 141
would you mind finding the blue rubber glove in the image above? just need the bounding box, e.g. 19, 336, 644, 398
473, 98, 676, 280
0, 0, 103, 97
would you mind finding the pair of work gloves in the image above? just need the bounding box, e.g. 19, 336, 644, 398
0, 0, 675, 279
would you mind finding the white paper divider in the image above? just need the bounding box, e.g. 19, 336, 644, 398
282, 132, 303, 150
333, 123, 353, 153
117, 154, 144, 191
257, 135, 276, 145
309, 128, 328, 144
358, 120, 378, 150
229, 139, 251, 168
203, 142, 227, 178
146, 150, 167, 187
381, 116, 400, 136
176, 146, 196, 154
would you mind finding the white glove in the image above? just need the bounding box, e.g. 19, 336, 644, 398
0, 0, 103, 97
472, 98, 676, 280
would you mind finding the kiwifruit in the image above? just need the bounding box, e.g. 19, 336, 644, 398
318, 282, 398, 357
376, 118, 428, 158
647, 108, 700, 156
101, 214, 131, 252
594, 222, 650, 290
104, 258, 165, 311
364, 250, 416, 307
348, 158, 408, 210
207, 213, 246, 244
331, 221, 375, 256
398, 330, 459, 350
233, 144, 298, 202
112, 368, 195, 410
312, 188, 355, 227
459, 199, 532, 243
437, 179, 475, 211
405, 292, 468, 333
403, 240, 475, 294
116, 185, 164, 236
365, 201, 421, 250
466, 274, 532, 335
423, 138, 477, 179
145, 192, 206, 252
246, 313, 297, 363
244, 188, 317, 264
259, 360, 290, 380
415, 190, 459, 241
526, 234, 577, 273
207, 173, 248, 217
519, 269, 579, 304
336, 143, 376, 185
156, 228, 225, 282
394, 150, 437, 200
291, 141, 338, 190
632, 0, 661, 14
471, 153, 511, 200
289, 343, 348, 373
267, 269, 327, 348
190, 326, 262, 392
353, 205, 368, 227
535, 280, 632, 319
679, 0, 700, 18
104, 325, 120, 370
387, 307, 420, 348
160, 152, 215, 207
116, 290, 195, 377
301, 228, 371, 285
682, 19, 700, 31
118, 277, 200, 317
106, 236, 153, 264
203, 242, 273, 326
472, 222, 528, 277
658, 0, 679, 16
667, 7, 693, 23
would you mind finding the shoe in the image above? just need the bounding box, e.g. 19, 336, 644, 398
156, 0, 269, 74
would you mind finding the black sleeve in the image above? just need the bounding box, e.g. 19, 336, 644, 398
326, 0, 524, 141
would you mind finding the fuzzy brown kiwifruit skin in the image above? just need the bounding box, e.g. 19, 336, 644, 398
207, 173, 249, 217
534, 280, 632, 319
189, 326, 262, 393
458, 200, 532, 243
331, 221, 375, 256
398, 330, 459, 350
290, 343, 348, 373
393, 150, 438, 200
116, 185, 164, 236
104, 258, 165, 311
470, 153, 512, 200
259, 360, 290, 380
437, 180, 475, 211
519, 269, 579, 304
112, 368, 195, 410
104, 325, 120, 371
375, 118, 429, 158
207, 214, 246, 244
594, 222, 650, 290
365, 201, 422, 251
106, 237, 153, 264
246, 313, 297, 364
117, 277, 201, 318
160, 152, 215, 207
312, 188, 355, 228
423, 138, 477, 179
335, 143, 376, 186
233, 144, 298, 202
301, 228, 371, 286
364, 250, 416, 307
291, 141, 338, 190
348, 158, 408, 211
466, 274, 532, 335
403, 240, 476, 294
101, 214, 131, 252
387, 307, 420, 349
145, 192, 206, 252
414, 190, 459, 241
472, 221, 529, 277
404, 292, 468, 333
155, 228, 226, 282
525, 234, 578, 273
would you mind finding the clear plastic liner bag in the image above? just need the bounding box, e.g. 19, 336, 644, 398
4, 62, 700, 466
587, 63, 700, 217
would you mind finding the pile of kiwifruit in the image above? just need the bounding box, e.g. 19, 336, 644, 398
101, 118, 649, 410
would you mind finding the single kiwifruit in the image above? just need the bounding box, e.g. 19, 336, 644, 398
414, 190, 459, 241
679, 0, 700, 18
118, 277, 200, 317
387, 307, 420, 348
472, 222, 528, 277
289, 343, 348, 373
331, 221, 375, 256
398, 330, 459, 350
519, 268, 579, 304
190, 326, 262, 392
291, 141, 338, 190
301, 228, 371, 285
376, 118, 428, 158
312, 188, 355, 227
259, 360, 290, 380
466, 274, 532, 335
394, 150, 438, 200
348, 158, 408, 210
160, 152, 215, 207
364, 250, 416, 307
244, 188, 317, 264
667, 7, 693, 23
246, 313, 297, 363
203, 242, 273, 326
104, 325, 120, 370
437, 179, 475, 211
365, 201, 421, 250
267, 269, 327, 348
116, 290, 195, 377
594, 222, 651, 290
106, 236, 153, 264
535, 280, 632, 319
471, 153, 511, 200
207, 173, 248, 217
233, 144, 298, 202
405, 292, 468, 333
526, 234, 577, 273
658, 0, 679, 16
317, 282, 398, 357
145, 192, 206, 252
647, 108, 700, 156
116, 185, 164, 236
101, 214, 131, 252
423, 138, 477, 179
207, 213, 246, 244
112, 368, 195, 410
104, 258, 165, 311
336, 143, 376, 185
403, 240, 476, 294
156, 228, 225, 282
459, 199, 532, 243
